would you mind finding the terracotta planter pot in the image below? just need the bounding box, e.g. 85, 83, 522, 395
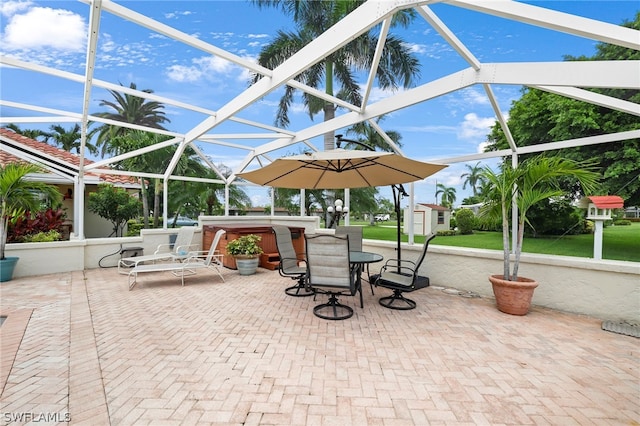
488, 274, 538, 316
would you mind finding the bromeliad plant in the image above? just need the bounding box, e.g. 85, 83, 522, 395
1, 163, 62, 259
480, 155, 599, 281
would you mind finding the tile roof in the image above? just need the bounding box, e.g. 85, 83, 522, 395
417, 203, 450, 211
0, 128, 138, 186
585, 195, 625, 209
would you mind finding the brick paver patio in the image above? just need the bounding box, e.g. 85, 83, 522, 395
1, 266, 638, 425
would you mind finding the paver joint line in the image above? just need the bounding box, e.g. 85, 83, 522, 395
0, 267, 637, 425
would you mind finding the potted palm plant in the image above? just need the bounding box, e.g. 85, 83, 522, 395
480, 155, 599, 315
1, 163, 62, 281
226, 234, 264, 275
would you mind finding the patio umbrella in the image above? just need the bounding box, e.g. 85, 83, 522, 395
237, 148, 447, 263
236, 148, 446, 189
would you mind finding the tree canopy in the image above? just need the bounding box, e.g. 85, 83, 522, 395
251, 0, 420, 150
486, 12, 639, 206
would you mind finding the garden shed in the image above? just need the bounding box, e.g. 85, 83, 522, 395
403, 203, 450, 236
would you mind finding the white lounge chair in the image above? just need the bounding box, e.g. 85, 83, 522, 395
128, 229, 226, 290
118, 226, 197, 274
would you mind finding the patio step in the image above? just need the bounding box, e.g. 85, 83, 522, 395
260, 252, 280, 270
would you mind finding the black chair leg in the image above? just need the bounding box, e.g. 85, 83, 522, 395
379, 289, 417, 310
313, 293, 353, 320
285, 277, 314, 297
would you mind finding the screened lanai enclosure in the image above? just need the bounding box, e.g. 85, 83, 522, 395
1, 0, 638, 239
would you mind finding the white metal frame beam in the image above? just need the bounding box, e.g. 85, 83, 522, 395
1, 0, 638, 235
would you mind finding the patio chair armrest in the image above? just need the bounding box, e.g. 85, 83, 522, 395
281, 256, 306, 266
153, 243, 173, 254
383, 258, 417, 269
175, 243, 199, 254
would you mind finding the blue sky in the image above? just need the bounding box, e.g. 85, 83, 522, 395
1, 1, 638, 208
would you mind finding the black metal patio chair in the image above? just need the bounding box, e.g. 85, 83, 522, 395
371, 233, 436, 310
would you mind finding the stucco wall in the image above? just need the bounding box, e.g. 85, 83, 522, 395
4, 227, 638, 323
362, 239, 640, 323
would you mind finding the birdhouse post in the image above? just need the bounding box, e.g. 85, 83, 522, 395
579, 196, 624, 260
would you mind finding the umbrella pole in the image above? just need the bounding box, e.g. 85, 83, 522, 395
392, 184, 406, 273
392, 184, 409, 273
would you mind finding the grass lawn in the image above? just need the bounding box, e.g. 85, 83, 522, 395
355, 221, 640, 262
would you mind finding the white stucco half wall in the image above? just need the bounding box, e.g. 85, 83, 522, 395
362, 240, 639, 323
4, 227, 639, 323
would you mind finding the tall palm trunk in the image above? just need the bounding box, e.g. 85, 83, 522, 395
323, 104, 336, 150
0, 214, 7, 260
323, 61, 335, 151
512, 219, 526, 280
501, 201, 511, 280
153, 178, 161, 227
139, 178, 149, 227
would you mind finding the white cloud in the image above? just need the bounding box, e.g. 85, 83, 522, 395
164, 10, 193, 19
166, 55, 245, 83
400, 124, 457, 134
2, 6, 86, 52
166, 64, 203, 83
149, 33, 167, 40
95, 34, 154, 69
404, 41, 452, 59
100, 34, 116, 53
446, 87, 490, 118
460, 87, 489, 106
477, 141, 491, 153
357, 84, 407, 104
457, 112, 495, 140
0, 0, 32, 17
195, 56, 234, 73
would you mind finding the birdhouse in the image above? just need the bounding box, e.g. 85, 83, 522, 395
579, 196, 624, 220
578, 196, 624, 260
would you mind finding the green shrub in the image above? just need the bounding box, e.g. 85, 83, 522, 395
21, 230, 61, 243
614, 219, 632, 226
436, 230, 457, 237
526, 200, 586, 236
449, 216, 457, 230
584, 220, 595, 234
455, 208, 476, 234
126, 219, 145, 236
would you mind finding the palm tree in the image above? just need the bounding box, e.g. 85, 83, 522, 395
344, 116, 402, 152
46, 124, 98, 156
92, 82, 170, 157
251, 0, 420, 150
5, 124, 49, 142
112, 131, 198, 228
343, 117, 399, 223
1, 163, 62, 260
435, 183, 456, 208
460, 162, 483, 197
191, 167, 252, 216
480, 156, 599, 280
